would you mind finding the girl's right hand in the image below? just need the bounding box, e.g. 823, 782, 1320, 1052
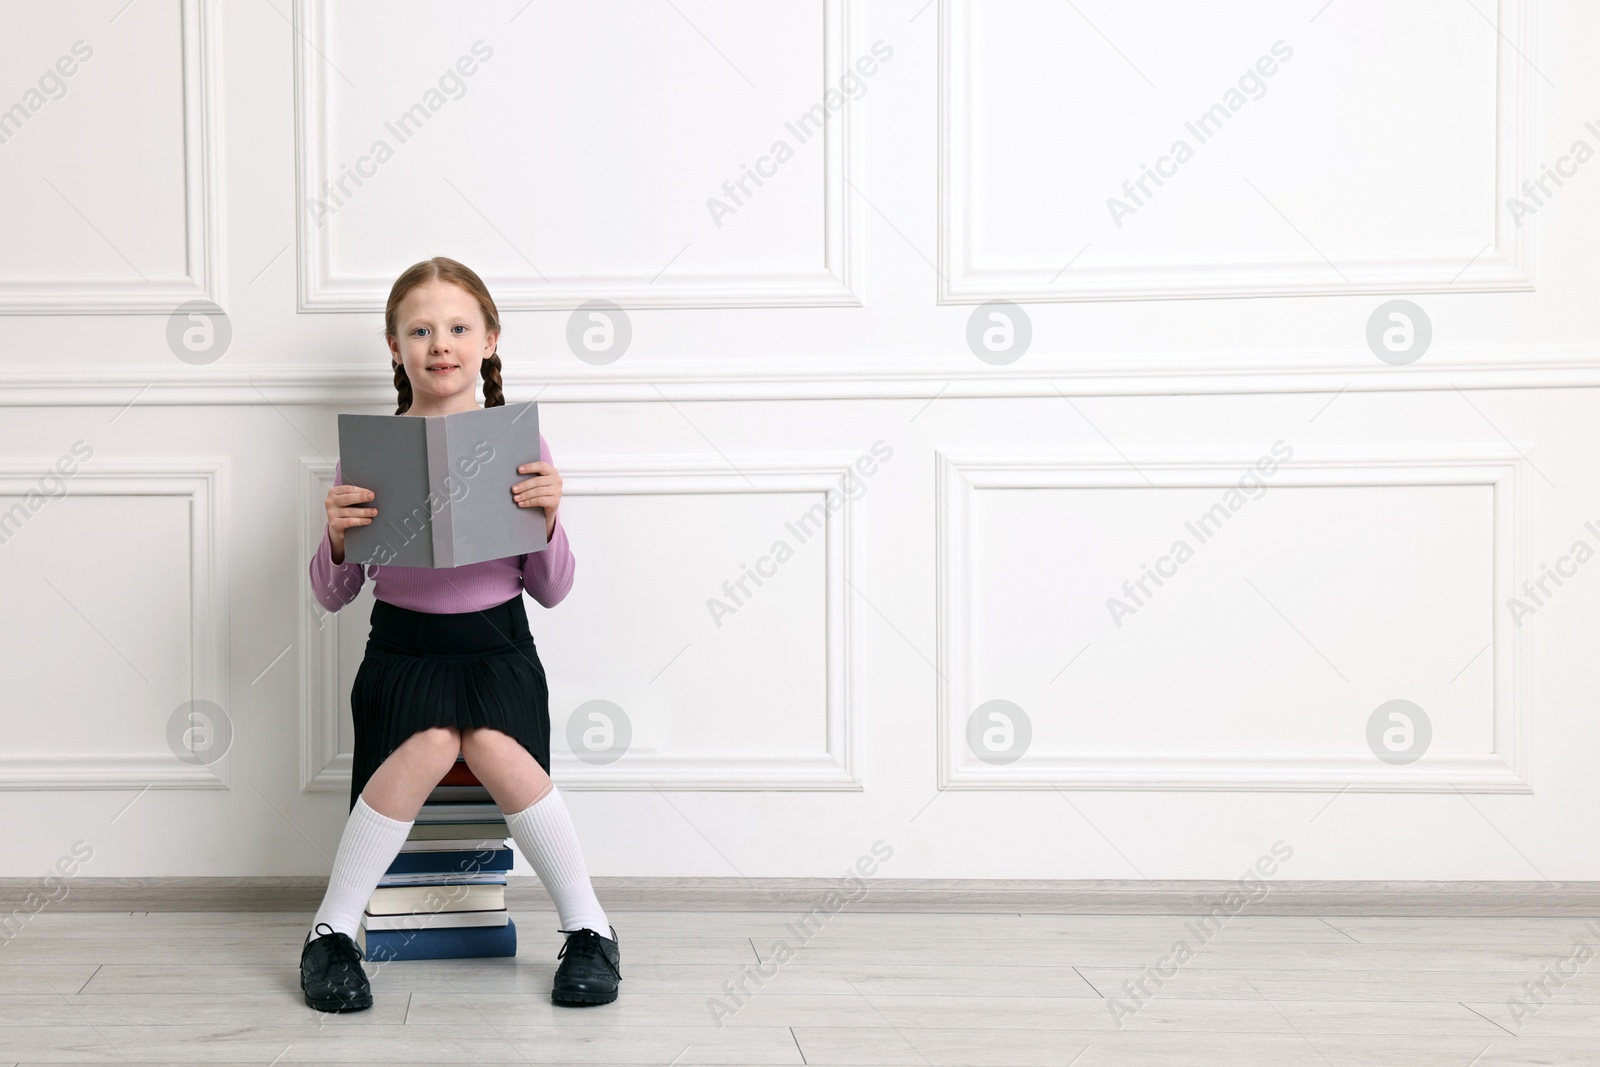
325, 484, 377, 564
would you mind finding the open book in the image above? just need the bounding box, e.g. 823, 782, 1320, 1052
337, 400, 547, 568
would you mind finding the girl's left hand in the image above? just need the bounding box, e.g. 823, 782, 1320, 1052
513, 461, 562, 538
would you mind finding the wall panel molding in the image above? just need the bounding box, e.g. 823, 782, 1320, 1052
0, 459, 231, 788
299, 459, 351, 795
8, 346, 1600, 408
0, 0, 226, 315
292, 0, 857, 310
935, 445, 1533, 791
299, 454, 863, 792
937, 0, 1538, 302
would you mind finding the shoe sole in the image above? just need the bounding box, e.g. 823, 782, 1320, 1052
552, 988, 618, 1005
303, 989, 373, 1012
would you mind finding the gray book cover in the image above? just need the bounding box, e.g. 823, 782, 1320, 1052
337, 401, 547, 568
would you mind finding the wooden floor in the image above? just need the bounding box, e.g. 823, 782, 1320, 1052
0, 908, 1594, 1064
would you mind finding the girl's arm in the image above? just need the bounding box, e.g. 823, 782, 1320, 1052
521, 434, 575, 608
310, 460, 367, 612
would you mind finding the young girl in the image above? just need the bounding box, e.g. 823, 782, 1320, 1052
298, 257, 619, 1012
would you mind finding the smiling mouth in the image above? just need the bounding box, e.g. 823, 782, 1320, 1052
427, 364, 457, 373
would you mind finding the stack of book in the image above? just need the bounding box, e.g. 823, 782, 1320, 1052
356, 757, 518, 961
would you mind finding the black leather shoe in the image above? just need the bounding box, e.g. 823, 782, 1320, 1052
300, 922, 372, 1012
552, 924, 621, 1004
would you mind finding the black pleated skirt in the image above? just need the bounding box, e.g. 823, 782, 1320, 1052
347, 594, 552, 812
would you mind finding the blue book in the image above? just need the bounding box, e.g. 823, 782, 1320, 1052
363, 917, 517, 961
385, 847, 513, 877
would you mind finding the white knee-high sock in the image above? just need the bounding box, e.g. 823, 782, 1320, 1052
505, 785, 610, 937
309, 794, 414, 941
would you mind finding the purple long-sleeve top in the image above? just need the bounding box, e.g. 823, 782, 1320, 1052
309, 432, 575, 614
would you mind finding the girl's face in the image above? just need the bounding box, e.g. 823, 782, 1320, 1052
388, 278, 498, 413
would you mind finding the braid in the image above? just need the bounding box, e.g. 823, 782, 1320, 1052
391, 353, 501, 412
392, 359, 413, 415
481, 351, 505, 408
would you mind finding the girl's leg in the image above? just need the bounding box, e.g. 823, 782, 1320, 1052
461, 726, 610, 936
308, 726, 462, 939
362, 725, 463, 820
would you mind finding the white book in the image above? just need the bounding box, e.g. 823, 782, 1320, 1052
398, 838, 508, 852
378, 871, 507, 887
415, 801, 505, 822
362, 907, 509, 931
367, 883, 506, 915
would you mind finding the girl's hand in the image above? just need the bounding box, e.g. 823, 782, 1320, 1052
325, 484, 377, 564
513, 461, 562, 538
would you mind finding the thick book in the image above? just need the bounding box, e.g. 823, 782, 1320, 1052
337, 400, 546, 568
360, 917, 517, 961
399, 837, 507, 853
378, 870, 507, 888
406, 821, 508, 841
416, 801, 505, 823
426, 784, 495, 803
368, 882, 506, 914
385, 847, 513, 877
362, 907, 509, 932
438, 757, 483, 787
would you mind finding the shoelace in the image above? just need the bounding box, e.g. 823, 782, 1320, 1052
309, 921, 365, 970
556, 926, 621, 979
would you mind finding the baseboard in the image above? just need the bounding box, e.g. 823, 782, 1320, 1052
3, 877, 1599, 916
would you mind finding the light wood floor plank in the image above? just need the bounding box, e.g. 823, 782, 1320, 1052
4, 910, 1596, 1064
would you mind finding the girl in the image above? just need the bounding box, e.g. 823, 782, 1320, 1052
299, 257, 619, 1011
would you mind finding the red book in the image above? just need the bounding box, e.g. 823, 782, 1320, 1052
438, 757, 483, 787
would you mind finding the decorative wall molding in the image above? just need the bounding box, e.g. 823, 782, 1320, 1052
8, 345, 1600, 408
937, 0, 1538, 302
935, 445, 1533, 791
300, 454, 863, 792
0, 0, 226, 315
0, 459, 231, 788
299, 459, 351, 794
292, 0, 857, 310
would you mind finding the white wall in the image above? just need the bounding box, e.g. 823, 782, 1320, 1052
2, 0, 1597, 883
